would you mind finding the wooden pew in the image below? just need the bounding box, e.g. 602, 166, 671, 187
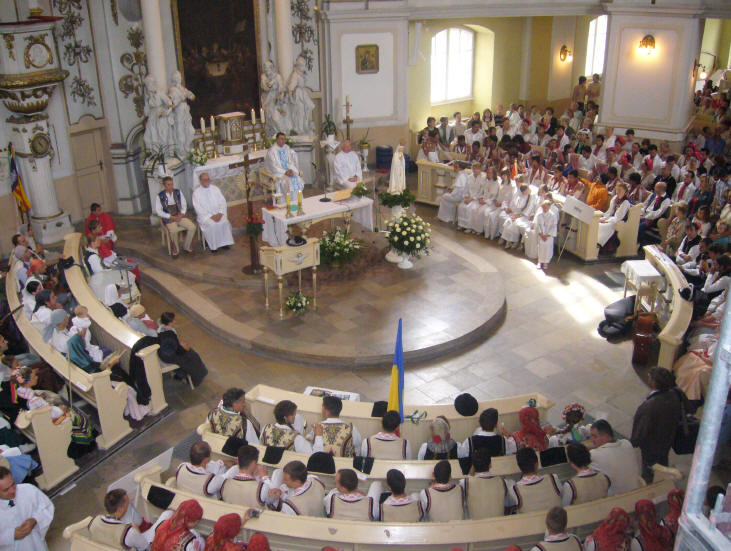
244, 384, 554, 445
196, 423, 576, 492
6, 262, 131, 449
118, 464, 675, 551
643, 245, 694, 369
63, 233, 169, 414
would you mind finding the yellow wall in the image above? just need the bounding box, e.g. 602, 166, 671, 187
529, 17, 552, 103
701, 18, 731, 72
719, 19, 731, 69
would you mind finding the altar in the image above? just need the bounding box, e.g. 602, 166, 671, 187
262, 194, 374, 246
191, 150, 267, 204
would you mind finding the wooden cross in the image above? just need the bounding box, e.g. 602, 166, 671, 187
233, 154, 263, 275
343, 98, 353, 141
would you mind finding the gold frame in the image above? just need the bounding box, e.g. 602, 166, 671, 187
170, 0, 262, 91
355, 44, 379, 75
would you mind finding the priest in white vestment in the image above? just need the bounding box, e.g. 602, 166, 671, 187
192, 173, 234, 252
0, 468, 54, 551
265, 132, 304, 201
333, 140, 362, 189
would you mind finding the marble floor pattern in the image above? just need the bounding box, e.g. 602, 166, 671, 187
47, 197, 657, 549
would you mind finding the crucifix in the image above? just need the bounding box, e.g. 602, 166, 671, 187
343, 96, 353, 140
232, 154, 263, 275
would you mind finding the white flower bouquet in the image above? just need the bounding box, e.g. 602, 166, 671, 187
187, 148, 208, 166
285, 291, 311, 314
320, 229, 361, 265
386, 214, 432, 259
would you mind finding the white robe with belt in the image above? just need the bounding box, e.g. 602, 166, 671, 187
334, 150, 362, 189
457, 174, 485, 229
437, 170, 468, 223
467, 178, 499, 233
0, 483, 54, 551
265, 144, 303, 199
484, 182, 515, 238
598, 196, 631, 247
192, 184, 234, 250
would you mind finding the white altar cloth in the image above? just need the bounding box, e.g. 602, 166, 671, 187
192, 149, 267, 184
262, 194, 374, 246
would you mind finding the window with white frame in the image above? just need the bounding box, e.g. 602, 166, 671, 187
585, 15, 608, 76
430, 27, 474, 104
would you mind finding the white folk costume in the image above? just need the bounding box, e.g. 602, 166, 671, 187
87, 515, 149, 550
0, 483, 54, 551
560, 469, 611, 505
508, 473, 562, 513
419, 482, 465, 522
467, 178, 499, 233
530, 533, 583, 551
456, 173, 487, 230
265, 143, 304, 201
260, 413, 311, 453
534, 208, 558, 265
220, 471, 273, 508
275, 475, 327, 517
192, 184, 234, 251
461, 473, 509, 519
175, 461, 229, 497
598, 196, 631, 247
324, 487, 380, 520
313, 418, 362, 457
380, 494, 424, 522
333, 150, 362, 189
484, 180, 515, 238
437, 170, 468, 223
155, 188, 197, 253
360, 432, 411, 459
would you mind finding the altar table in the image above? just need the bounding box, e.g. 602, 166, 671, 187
261, 194, 374, 246
192, 150, 267, 204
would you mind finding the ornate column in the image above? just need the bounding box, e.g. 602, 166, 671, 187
0, 18, 73, 244
140, 0, 167, 90
274, 0, 294, 81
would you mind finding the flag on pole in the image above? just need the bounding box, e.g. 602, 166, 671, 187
387, 318, 405, 422
9, 143, 31, 217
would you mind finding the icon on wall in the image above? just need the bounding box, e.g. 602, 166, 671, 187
355, 44, 379, 74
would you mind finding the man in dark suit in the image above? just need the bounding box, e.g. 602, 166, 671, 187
631, 367, 686, 482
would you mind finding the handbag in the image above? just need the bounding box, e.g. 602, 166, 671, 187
672, 389, 700, 455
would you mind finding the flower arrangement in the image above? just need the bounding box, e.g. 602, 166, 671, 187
245, 215, 264, 236
358, 128, 371, 149
187, 148, 209, 166
320, 229, 361, 265
386, 214, 432, 258
379, 189, 416, 209
285, 291, 311, 314
321, 114, 337, 138
351, 181, 369, 198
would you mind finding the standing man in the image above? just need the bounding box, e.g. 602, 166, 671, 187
192, 173, 234, 253
572, 76, 587, 113
265, 132, 303, 201
587, 73, 601, 106
437, 116, 452, 147
333, 140, 362, 189
0, 466, 54, 551
155, 176, 197, 256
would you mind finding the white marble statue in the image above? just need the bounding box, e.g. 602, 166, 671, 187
389, 143, 406, 193
168, 70, 196, 156
143, 75, 172, 150
287, 55, 314, 136
261, 60, 290, 136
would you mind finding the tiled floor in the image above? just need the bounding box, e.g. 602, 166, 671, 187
47, 184, 658, 550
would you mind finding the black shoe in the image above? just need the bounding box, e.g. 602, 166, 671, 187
221, 245, 231, 250
210, 248, 219, 254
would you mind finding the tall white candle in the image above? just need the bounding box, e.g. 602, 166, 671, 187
346, 95, 350, 105
210, 116, 215, 132
251, 108, 256, 125
260, 108, 265, 124
200, 117, 206, 133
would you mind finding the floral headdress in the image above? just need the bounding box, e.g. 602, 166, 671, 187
562, 402, 585, 421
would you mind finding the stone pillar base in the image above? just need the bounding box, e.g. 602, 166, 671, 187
31, 211, 73, 245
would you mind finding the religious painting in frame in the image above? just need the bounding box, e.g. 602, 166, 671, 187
171, 0, 261, 121
355, 44, 379, 74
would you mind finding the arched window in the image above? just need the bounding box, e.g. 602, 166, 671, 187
585, 15, 608, 76
430, 28, 474, 104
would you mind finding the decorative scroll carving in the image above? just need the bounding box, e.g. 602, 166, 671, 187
53, 0, 97, 107
23, 34, 54, 69
118, 25, 147, 118
2, 34, 15, 61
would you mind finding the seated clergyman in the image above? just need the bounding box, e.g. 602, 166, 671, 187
361, 410, 411, 459
334, 140, 363, 189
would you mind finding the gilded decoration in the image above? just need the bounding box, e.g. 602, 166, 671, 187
0, 69, 69, 89
118, 25, 147, 118
54, 0, 97, 107
2, 34, 15, 61
0, 85, 59, 114
110, 0, 119, 25
23, 34, 54, 69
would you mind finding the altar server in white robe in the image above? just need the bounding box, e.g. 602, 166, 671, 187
525, 193, 560, 259
0, 466, 54, 551
499, 185, 535, 248
534, 200, 558, 269
468, 166, 499, 233
334, 140, 362, 189
265, 132, 303, 201
457, 163, 486, 231
484, 168, 515, 239
597, 181, 631, 248
437, 165, 468, 223
192, 172, 234, 252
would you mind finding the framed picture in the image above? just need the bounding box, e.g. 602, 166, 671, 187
355, 44, 379, 74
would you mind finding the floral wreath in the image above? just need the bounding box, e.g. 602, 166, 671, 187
562, 402, 585, 421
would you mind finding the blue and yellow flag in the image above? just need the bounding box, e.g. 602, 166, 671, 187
387, 318, 404, 422
9, 143, 31, 217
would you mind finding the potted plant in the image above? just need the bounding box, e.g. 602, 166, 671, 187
321, 114, 337, 140
187, 148, 209, 167
319, 229, 361, 265
143, 144, 177, 176
285, 291, 311, 315
351, 181, 369, 198
358, 129, 371, 167
386, 214, 432, 269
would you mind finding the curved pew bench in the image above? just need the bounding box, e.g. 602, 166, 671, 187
121, 464, 676, 551
13, 406, 78, 490
7, 262, 131, 449
245, 384, 554, 446
64, 232, 172, 413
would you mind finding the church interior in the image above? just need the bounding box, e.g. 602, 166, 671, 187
0, 0, 731, 550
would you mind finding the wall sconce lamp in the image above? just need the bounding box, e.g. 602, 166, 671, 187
638, 34, 656, 55
559, 45, 573, 62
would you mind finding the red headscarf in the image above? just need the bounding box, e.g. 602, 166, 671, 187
27, 258, 44, 276
205, 513, 243, 551
635, 499, 673, 551
512, 406, 548, 451
151, 500, 203, 551
664, 489, 684, 536
587, 507, 632, 551
245, 534, 270, 551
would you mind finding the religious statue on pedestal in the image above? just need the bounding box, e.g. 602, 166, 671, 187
143, 75, 172, 151
167, 70, 196, 157
287, 55, 314, 136
261, 60, 290, 136
389, 141, 406, 194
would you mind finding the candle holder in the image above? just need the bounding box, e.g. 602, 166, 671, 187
285, 194, 293, 218
297, 190, 305, 216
